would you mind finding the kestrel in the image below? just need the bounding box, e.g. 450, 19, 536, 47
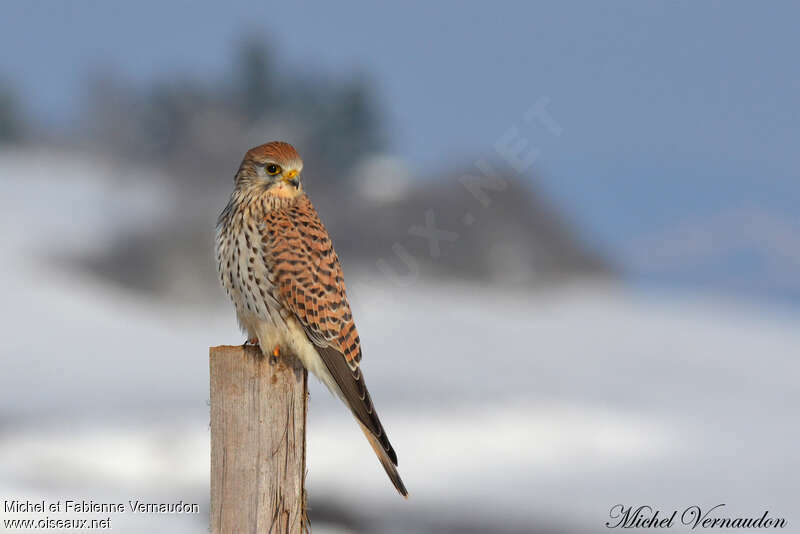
215, 141, 408, 497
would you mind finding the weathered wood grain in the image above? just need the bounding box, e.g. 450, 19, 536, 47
210, 345, 308, 533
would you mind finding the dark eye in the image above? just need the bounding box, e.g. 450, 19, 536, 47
266, 164, 281, 175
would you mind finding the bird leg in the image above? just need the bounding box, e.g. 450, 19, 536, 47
272, 345, 280, 360
242, 337, 259, 347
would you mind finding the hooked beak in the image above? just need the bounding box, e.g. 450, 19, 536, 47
282, 169, 300, 188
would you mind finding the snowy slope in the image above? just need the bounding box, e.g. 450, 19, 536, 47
1, 151, 798, 532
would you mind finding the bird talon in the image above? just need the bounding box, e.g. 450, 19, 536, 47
272, 346, 280, 359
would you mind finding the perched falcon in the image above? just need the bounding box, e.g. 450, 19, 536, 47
215, 141, 408, 497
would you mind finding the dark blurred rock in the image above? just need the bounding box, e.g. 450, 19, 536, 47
0, 81, 27, 143
316, 163, 614, 287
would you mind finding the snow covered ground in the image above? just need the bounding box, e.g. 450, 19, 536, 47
1, 151, 798, 532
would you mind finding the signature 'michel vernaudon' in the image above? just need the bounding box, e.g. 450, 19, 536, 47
606, 504, 787, 529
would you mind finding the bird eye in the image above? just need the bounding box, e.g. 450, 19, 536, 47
266, 164, 281, 175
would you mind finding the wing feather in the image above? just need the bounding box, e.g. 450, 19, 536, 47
260, 194, 407, 497
261, 195, 361, 361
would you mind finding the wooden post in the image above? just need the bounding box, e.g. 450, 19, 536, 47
210, 345, 308, 533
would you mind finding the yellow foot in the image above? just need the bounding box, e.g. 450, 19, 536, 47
272, 345, 280, 358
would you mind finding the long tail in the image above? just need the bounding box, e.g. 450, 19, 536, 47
358, 422, 408, 497
314, 345, 409, 498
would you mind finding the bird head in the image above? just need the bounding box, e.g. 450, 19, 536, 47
235, 141, 304, 198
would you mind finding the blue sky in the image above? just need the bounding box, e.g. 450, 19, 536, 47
3, 1, 800, 300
